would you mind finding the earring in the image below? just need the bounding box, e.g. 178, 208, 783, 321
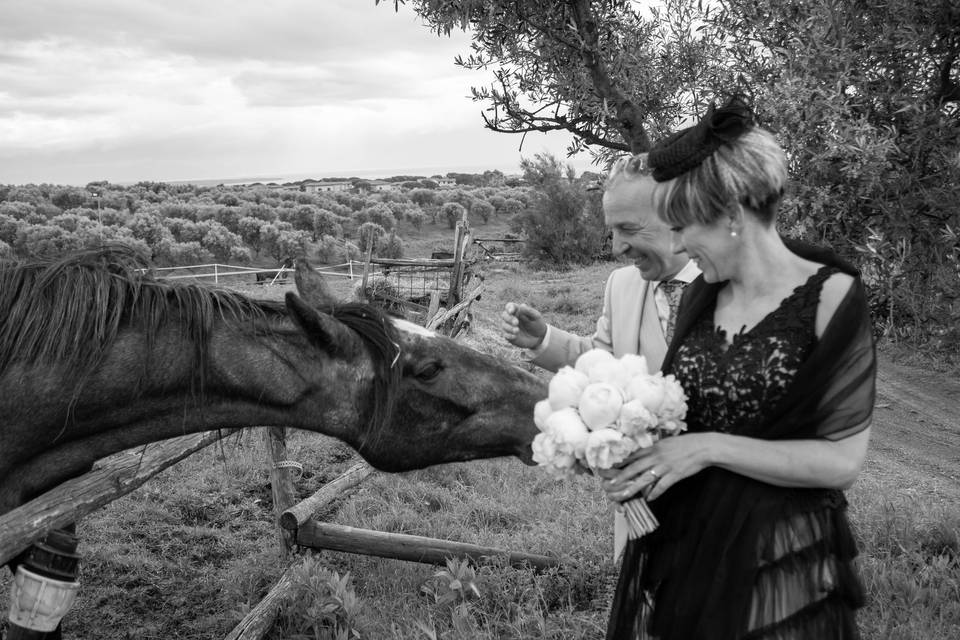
730, 230, 738, 237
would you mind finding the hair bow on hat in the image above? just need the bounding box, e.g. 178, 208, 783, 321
648, 96, 755, 182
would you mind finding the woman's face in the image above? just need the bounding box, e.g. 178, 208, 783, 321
669, 217, 738, 283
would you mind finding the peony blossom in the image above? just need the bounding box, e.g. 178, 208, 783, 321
619, 353, 650, 378
584, 428, 637, 469
587, 359, 631, 390
625, 374, 666, 413
578, 382, 624, 430
533, 399, 553, 431
547, 366, 589, 411
657, 375, 689, 434
531, 432, 577, 477
617, 399, 657, 439
574, 348, 616, 378
543, 407, 590, 457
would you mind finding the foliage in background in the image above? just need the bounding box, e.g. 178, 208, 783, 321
512, 154, 608, 267
710, 0, 960, 350
395, 0, 960, 351
0, 176, 530, 266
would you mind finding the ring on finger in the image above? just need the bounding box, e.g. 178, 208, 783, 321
648, 468, 661, 482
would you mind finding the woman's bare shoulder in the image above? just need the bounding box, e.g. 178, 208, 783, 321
815, 271, 856, 337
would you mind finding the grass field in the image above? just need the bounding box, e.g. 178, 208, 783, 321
1, 216, 958, 639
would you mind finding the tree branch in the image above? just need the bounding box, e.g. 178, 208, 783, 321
568, 0, 651, 152
480, 109, 631, 151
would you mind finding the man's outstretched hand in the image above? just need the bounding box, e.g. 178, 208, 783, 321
500, 302, 547, 349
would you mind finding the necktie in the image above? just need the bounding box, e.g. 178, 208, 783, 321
658, 279, 685, 344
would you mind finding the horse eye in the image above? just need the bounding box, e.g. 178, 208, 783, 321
413, 361, 443, 382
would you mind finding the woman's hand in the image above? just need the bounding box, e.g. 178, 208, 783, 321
601, 433, 715, 502
601, 426, 873, 502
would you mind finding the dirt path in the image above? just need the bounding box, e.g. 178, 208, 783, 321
867, 354, 960, 499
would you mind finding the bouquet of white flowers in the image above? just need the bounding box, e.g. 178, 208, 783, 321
531, 348, 689, 538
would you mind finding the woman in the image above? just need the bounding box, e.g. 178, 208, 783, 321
602, 99, 876, 639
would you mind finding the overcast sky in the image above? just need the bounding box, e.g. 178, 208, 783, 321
0, 0, 592, 186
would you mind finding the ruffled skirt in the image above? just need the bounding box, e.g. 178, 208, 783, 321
607, 482, 865, 640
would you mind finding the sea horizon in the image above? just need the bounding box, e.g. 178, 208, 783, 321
168, 162, 528, 187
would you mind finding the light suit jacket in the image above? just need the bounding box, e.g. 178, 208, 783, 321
530, 265, 673, 562
532, 266, 670, 373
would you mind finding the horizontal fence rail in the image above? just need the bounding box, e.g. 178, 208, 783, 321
0, 430, 235, 566
295, 520, 560, 569
143, 262, 366, 283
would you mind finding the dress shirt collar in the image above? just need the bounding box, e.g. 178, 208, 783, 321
664, 260, 700, 285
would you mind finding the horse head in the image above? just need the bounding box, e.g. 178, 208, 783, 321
285, 260, 544, 471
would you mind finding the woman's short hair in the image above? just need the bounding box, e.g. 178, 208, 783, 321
651, 113, 788, 228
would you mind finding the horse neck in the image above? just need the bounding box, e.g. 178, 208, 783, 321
97, 316, 375, 442
0, 316, 376, 512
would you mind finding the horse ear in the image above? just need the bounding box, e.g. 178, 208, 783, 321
284, 292, 356, 357
294, 259, 337, 309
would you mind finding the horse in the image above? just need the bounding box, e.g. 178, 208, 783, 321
0, 246, 545, 637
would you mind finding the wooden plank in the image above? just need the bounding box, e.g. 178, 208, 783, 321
296, 520, 560, 569
424, 290, 441, 327
447, 219, 466, 307
279, 462, 373, 531
263, 427, 297, 557
223, 567, 295, 640
359, 243, 374, 302
0, 430, 235, 566
426, 282, 484, 331
471, 237, 525, 243
366, 258, 457, 268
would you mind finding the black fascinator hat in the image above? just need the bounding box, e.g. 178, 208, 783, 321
649, 96, 755, 182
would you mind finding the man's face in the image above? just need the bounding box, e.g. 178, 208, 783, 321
602, 177, 688, 281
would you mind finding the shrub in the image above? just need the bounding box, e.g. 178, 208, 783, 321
380, 232, 404, 259
357, 203, 396, 232
357, 222, 387, 254
315, 235, 350, 264
409, 188, 438, 207
513, 153, 607, 267
441, 202, 467, 229
276, 555, 364, 640
470, 200, 495, 224
405, 209, 428, 231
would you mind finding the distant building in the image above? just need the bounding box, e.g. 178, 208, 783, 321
435, 177, 456, 188
369, 180, 399, 192
303, 181, 352, 193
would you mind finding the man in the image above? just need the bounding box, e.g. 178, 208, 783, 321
500, 154, 699, 560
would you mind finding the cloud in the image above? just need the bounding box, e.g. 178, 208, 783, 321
0, 0, 591, 185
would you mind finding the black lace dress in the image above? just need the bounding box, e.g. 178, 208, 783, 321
607, 263, 868, 640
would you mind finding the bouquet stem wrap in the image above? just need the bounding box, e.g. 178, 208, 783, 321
621, 496, 659, 538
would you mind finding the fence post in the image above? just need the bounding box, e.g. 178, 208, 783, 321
359, 245, 374, 302
262, 427, 297, 558
448, 220, 463, 309
214, 264, 219, 284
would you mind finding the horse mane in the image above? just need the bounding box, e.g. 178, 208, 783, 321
0, 245, 400, 436
327, 303, 402, 444
0, 246, 285, 383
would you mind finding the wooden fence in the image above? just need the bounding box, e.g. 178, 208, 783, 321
0, 430, 236, 566
357, 217, 484, 336
1, 227, 551, 639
